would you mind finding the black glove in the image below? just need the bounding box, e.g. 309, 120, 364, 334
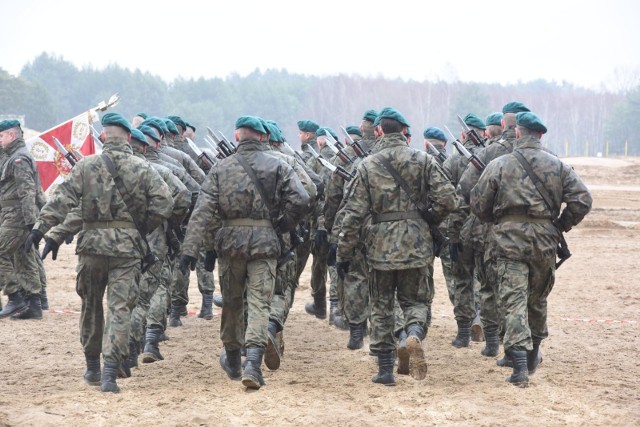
41, 238, 60, 261
24, 229, 44, 253
204, 251, 217, 272
64, 233, 74, 245
449, 241, 463, 263
179, 255, 197, 276
336, 261, 350, 280
314, 229, 328, 247
327, 243, 337, 267
27, 223, 34, 231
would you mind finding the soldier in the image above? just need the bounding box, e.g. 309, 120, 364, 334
337, 108, 456, 385
485, 112, 504, 143
471, 112, 592, 387
26, 112, 173, 393
180, 116, 309, 390
0, 120, 44, 320
132, 112, 148, 128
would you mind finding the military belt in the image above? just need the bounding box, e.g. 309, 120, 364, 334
83, 221, 137, 230
372, 210, 421, 224
0, 199, 21, 209
222, 218, 272, 227
497, 215, 552, 224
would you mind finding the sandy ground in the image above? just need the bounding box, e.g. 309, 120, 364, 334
1, 157, 639, 426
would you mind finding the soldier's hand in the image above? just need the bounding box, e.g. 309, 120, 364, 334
24, 229, 44, 253
336, 260, 350, 280
327, 243, 337, 267
204, 251, 217, 272
179, 255, 197, 276
41, 238, 60, 261
449, 241, 463, 263
314, 229, 328, 247
64, 233, 74, 245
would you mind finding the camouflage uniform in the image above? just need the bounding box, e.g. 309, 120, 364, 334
471, 135, 592, 354
32, 138, 173, 366
337, 132, 456, 353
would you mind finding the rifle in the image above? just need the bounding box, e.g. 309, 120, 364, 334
52, 136, 80, 167
186, 137, 216, 169
207, 127, 235, 158
444, 126, 486, 172
307, 145, 354, 182
218, 131, 237, 152
425, 141, 447, 165
323, 132, 354, 165
340, 126, 369, 158
457, 114, 486, 147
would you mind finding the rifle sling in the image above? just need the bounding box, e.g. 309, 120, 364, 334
234, 154, 276, 227
375, 156, 427, 216
512, 151, 557, 216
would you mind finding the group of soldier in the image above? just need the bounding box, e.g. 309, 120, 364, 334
0, 98, 592, 393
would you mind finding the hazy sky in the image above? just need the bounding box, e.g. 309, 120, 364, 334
2, 0, 639, 90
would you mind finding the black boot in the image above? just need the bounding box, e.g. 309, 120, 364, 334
141, 327, 164, 363
198, 293, 214, 320
242, 347, 266, 389
0, 290, 27, 318
451, 319, 472, 348
168, 304, 183, 327
496, 354, 513, 368
372, 350, 396, 385
178, 304, 188, 317
101, 362, 120, 393
481, 326, 500, 357
219, 347, 242, 380
11, 294, 43, 320
304, 297, 326, 319
527, 343, 543, 375
212, 294, 223, 308
84, 354, 101, 386
396, 330, 409, 375
125, 340, 138, 370
40, 287, 49, 310
347, 322, 364, 350
265, 321, 282, 371
406, 324, 428, 380
506, 350, 529, 387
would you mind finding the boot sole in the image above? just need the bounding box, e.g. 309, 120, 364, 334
406, 336, 428, 380
141, 353, 163, 363
471, 323, 484, 342
397, 345, 410, 376
264, 334, 281, 371
242, 376, 262, 390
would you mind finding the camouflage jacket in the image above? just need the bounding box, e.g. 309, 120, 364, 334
160, 137, 206, 184
172, 136, 200, 164
299, 138, 320, 163
337, 133, 456, 270
182, 139, 310, 261
145, 146, 201, 194
471, 135, 592, 261
0, 138, 43, 227
33, 138, 174, 259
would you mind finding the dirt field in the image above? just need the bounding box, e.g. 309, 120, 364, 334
1, 157, 639, 426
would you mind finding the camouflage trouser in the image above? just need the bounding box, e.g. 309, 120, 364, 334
0, 227, 41, 296
452, 244, 478, 322
392, 263, 434, 336
196, 251, 215, 294
328, 265, 338, 301
310, 238, 329, 300
497, 257, 555, 353
439, 245, 455, 305
35, 250, 47, 292
480, 256, 503, 330
269, 254, 296, 328
172, 245, 213, 306
219, 257, 276, 351
294, 225, 312, 284
130, 259, 170, 344
369, 266, 433, 353
147, 259, 173, 330
340, 247, 369, 325
76, 254, 140, 365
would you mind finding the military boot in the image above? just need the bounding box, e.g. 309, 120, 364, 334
264, 321, 282, 371
406, 324, 428, 380
471, 307, 484, 342
83, 354, 101, 386
527, 343, 543, 375
141, 327, 164, 363
481, 326, 500, 357
0, 290, 26, 319
451, 319, 472, 348
372, 350, 396, 385
496, 355, 513, 368
506, 349, 529, 387
168, 304, 183, 327
212, 294, 223, 308
347, 322, 364, 350
396, 329, 409, 375
219, 347, 242, 380
198, 292, 214, 320
304, 297, 326, 319
40, 287, 49, 310
242, 347, 266, 389
177, 304, 188, 317
11, 294, 43, 320
101, 362, 121, 393
125, 340, 138, 370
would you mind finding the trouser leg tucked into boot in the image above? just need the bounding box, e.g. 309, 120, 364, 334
304, 297, 326, 319
84, 354, 101, 386
219, 347, 242, 380
347, 322, 364, 350
242, 347, 265, 389
124, 339, 138, 372
264, 321, 282, 371
527, 343, 543, 375
406, 324, 428, 380
506, 349, 529, 387
0, 290, 27, 319
372, 350, 396, 386
481, 326, 500, 357
141, 327, 164, 363
451, 319, 472, 348
396, 329, 409, 375
168, 304, 183, 327
101, 362, 120, 393
496, 354, 513, 367
11, 294, 43, 320
40, 287, 49, 310
198, 292, 214, 320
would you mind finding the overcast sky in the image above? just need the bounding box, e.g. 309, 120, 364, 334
2, 0, 639, 90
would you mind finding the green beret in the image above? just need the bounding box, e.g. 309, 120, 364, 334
297, 120, 320, 133
135, 112, 148, 119
185, 121, 196, 132
139, 125, 160, 142
463, 113, 486, 130
423, 127, 447, 142
163, 118, 180, 135
345, 125, 362, 137
362, 110, 378, 123
316, 127, 338, 140
502, 101, 531, 114
0, 119, 21, 133
267, 120, 285, 143
485, 112, 504, 126
516, 112, 547, 134
141, 117, 167, 137
167, 115, 187, 131
235, 115, 267, 134
264, 122, 282, 143
101, 112, 132, 133
373, 107, 409, 127
130, 128, 150, 146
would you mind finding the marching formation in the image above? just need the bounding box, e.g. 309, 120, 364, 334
0, 100, 592, 393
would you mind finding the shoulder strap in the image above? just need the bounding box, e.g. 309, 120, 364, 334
512, 150, 557, 216
101, 154, 146, 236
376, 156, 427, 212
234, 154, 277, 224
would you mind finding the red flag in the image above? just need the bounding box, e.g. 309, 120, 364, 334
26, 110, 98, 198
